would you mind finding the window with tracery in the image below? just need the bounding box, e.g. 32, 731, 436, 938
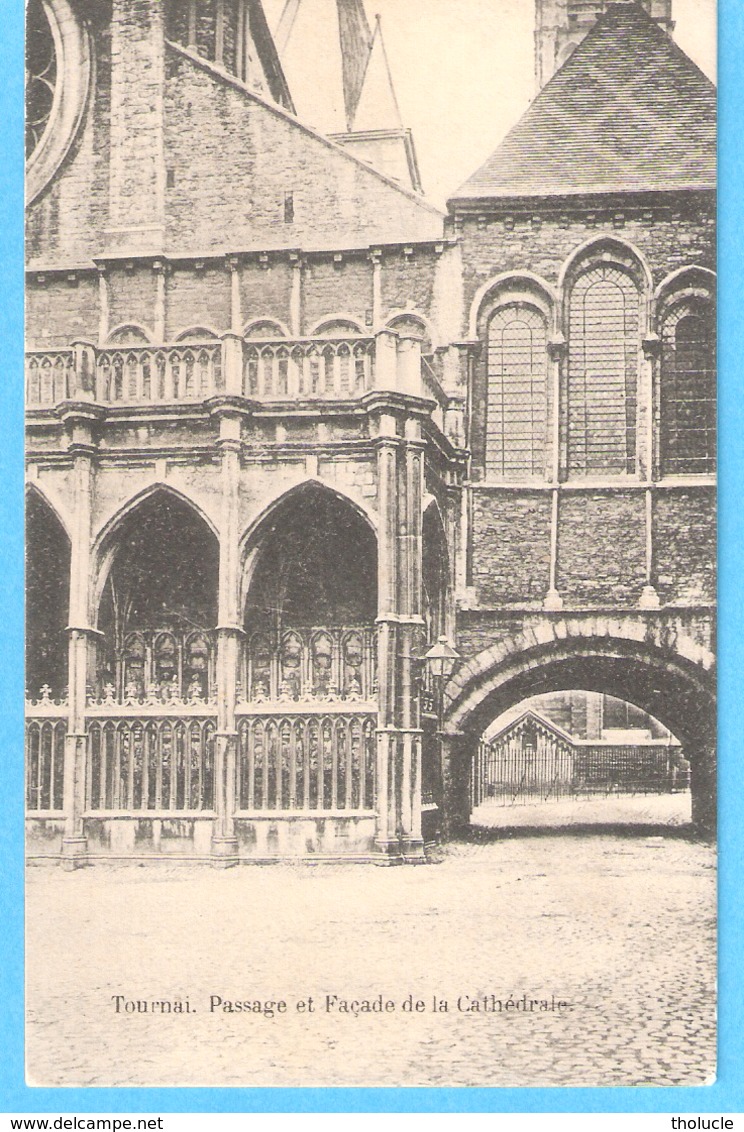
567, 265, 640, 476
660, 302, 716, 476
26, 0, 58, 159
485, 304, 548, 479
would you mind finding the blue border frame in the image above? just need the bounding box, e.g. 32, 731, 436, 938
3, 0, 741, 1113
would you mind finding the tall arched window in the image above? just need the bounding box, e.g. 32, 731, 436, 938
567, 265, 640, 476
486, 304, 548, 479
660, 301, 716, 476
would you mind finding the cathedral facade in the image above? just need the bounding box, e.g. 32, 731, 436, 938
25, 0, 717, 865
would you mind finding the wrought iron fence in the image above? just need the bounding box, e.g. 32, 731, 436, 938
85, 716, 216, 812
474, 733, 685, 808
236, 711, 376, 812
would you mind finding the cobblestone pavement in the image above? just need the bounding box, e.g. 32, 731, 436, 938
26, 833, 716, 1089
471, 791, 692, 829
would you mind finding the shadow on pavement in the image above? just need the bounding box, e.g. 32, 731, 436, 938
459, 821, 699, 842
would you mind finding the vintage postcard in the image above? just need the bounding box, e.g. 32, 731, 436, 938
23, 0, 718, 1091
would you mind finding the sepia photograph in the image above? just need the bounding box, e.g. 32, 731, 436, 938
24, 0, 717, 1089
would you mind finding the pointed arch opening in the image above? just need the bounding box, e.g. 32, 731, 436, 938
94, 490, 219, 703
241, 483, 377, 702
26, 489, 71, 700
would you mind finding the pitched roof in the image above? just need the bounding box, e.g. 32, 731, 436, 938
450, 1, 716, 206
487, 710, 576, 747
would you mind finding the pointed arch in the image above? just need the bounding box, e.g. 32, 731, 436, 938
26, 485, 72, 697
239, 478, 376, 562
654, 265, 716, 308
422, 496, 451, 644
91, 483, 220, 622
239, 479, 377, 624
25, 480, 72, 542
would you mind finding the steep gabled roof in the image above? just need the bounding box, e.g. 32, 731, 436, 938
450, 1, 716, 206
486, 710, 576, 748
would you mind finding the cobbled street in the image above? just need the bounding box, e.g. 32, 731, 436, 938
26, 830, 716, 1089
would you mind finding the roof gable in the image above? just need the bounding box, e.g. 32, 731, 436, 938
487, 710, 576, 747
450, 1, 716, 206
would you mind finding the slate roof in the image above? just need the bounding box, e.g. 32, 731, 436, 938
450, 1, 716, 206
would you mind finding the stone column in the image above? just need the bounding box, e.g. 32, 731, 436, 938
228, 256, 242, 335
153, 259, 167, 342
439, 731, 470, 838
399, 420, 425, 860
640, 334, 662, 609
396, 333, 423, 398
289, 253, 303, 336
57, 403, 103, 869
545, 334, 566, 611
370, 249, 382, 327
96, 265, 109, 345
374, 416, 401, 858
210, 398, 247, 866
374, 329, 398, 393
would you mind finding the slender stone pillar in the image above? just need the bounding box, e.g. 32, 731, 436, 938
545, 334, 566, 611
289, 253, 303, 336
57, 404, 102, 868
640, 333, 661, 609
211, 406, 245, 865
374, 329, 398, 392
374, 416, 401, 858
439, 731, 470, 838
399, 421, 425, 860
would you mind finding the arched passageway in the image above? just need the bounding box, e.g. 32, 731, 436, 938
471, 689, 691, 831
443, 636, 716, 838
26, 491, 71, 700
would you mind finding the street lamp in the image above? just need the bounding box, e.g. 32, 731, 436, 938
420, 634, 460, 726
421, 635, 460, 682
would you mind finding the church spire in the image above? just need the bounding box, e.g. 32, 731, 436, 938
273, 0, 422, 192
336, 0, 373, 130
350, 14, 403, 132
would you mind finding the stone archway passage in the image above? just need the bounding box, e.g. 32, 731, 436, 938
443, 625, 716, 839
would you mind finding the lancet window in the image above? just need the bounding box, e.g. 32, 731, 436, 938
567, 265, 641, 477
485, 303, 549, 479
659, 300, 716, 476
